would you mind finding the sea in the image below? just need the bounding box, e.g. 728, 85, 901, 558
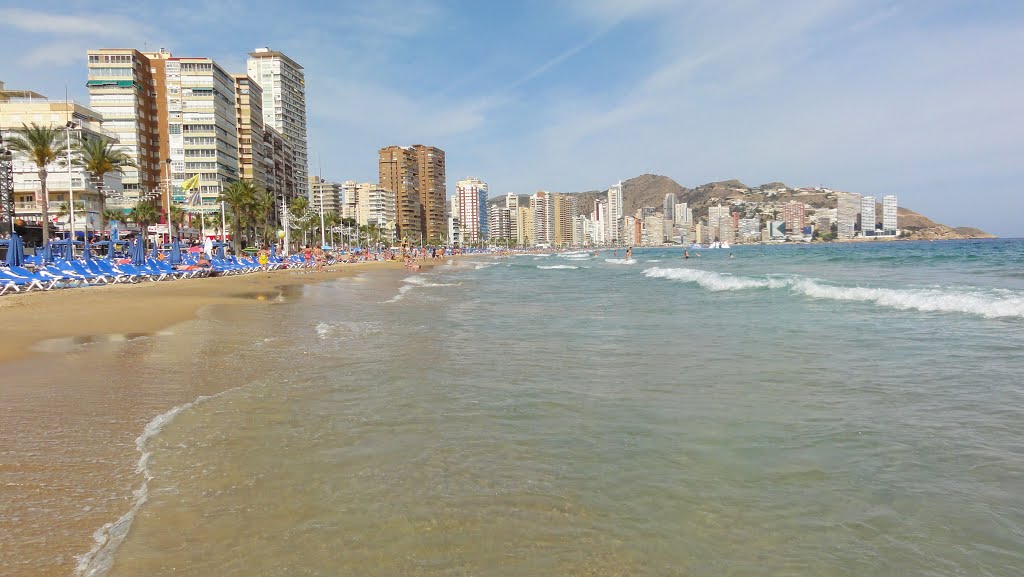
3, 239, 1023, 577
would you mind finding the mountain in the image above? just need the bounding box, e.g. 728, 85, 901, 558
488, 174, 994, 240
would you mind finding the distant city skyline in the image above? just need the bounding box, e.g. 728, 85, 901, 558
1, 1, 1021, 236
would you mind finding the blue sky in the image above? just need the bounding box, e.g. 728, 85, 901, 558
2, 0, 1022, 236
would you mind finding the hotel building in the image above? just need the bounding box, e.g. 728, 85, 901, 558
607, 181, 623, 243
413, 144, 446, 242
836, 192, 861, 239
456, 177, 488, 243
782, 201, 805, 234
246, 48, 309, 198
379, 146, 421, 241
882, 195, 898, 234
553, 193, 578, 247
85, 49, 161, 200
309, 176, 342, 213
531, 191, 554, 246
861, 195, 877, 236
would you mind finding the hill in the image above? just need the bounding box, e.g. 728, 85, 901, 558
488, 174, 993, 240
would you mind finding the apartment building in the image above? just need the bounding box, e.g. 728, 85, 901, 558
247, 48, 308, 198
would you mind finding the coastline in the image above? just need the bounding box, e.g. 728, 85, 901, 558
0, 260, 426, 365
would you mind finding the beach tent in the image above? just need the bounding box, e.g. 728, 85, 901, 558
170, 237, 182, 265
4, 232, 25, 267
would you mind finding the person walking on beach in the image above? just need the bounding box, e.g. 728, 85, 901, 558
313, 245, 325, 272
302, 245, 313, 268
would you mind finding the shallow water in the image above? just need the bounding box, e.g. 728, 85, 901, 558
4, 240, 1024, 576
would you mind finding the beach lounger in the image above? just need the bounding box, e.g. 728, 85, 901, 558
1, 267, 55, 291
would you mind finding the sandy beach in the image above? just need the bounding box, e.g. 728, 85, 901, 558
0, 260, 421, 365
0, 259, 428, 577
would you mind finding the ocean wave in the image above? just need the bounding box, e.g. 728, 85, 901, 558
382, 284, 415, 303
644, 267, 788, 291
605, 258, 637, 265
315, 321, 382, 339
643, 267, 1024, 319
402, 275, 462, 287
537, 265, 579, 270
75, 390, 235, 577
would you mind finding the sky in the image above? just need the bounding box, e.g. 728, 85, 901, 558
1, 0, 1022, 236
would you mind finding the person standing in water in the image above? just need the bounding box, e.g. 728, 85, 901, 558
625, 247, 633, 260
684, 249, 690, 259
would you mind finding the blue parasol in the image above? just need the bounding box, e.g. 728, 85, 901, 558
4, 232, 25, 267
217, 243, 225, 260
131, 237, 147, 265
83, 236, 92, 261
270, 244, 276, 258
170, 237, 181, 265
42, 241, 53, 263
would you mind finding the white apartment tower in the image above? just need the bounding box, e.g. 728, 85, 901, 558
247, 48, 309, 198
837, 192, 861, 239
607, 181, 623, 244
883, 195, 898, 234
531, 191, 555, 246
456, 177, 488, 243
861, 195, 876, 236
674, 202, 692, 226
663, 193, 676, 222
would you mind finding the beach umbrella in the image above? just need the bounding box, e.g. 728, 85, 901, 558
150, 239, 159, 258
131, 237, 146, 265
42, 241, 53, 264
4, 232, 25, 267
217, 243, 225, 260
270, 244, 276, 258
83, 237, 92, 261
170, 237, 182, 265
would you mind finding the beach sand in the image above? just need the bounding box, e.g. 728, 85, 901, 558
0, 260, 420, 364
0, 259, 427, 577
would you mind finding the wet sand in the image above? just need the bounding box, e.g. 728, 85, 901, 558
0, 261, 424, 577
0, 260, 423, 364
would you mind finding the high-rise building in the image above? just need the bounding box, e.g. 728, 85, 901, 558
359, 183, 396, 232
86, 49, 161, 199
161, 56, 239, 212
643, 215, 664, 246
264, 126, 296, 207
247, 48, 308, 198
837, 192, 861, 240
234, 75, 269, 192
309, 176, 342, 213
553, 193, 578, 247
456, 177, 487, 243
505, 193, 520, 240
861, 195, 877, 236
663, 193, 676, 222
592, 199, 608, 245
412, 145, 446, 242
782, 201, 805, 234
517, 206, 534, 246
607, 181, 623, 244
674, 202, 691, 226
531, 191, 554, 246
883, 195, 897, 234
505, 192, 519, 210
488, 203, 511, 241
378, 146, 421, 241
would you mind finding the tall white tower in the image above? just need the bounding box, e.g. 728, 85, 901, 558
247, 47, 309, 198
607, 181, 623, 244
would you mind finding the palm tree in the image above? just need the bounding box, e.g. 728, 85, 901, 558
219, 179, 259, 254
57, 201, 88, 239
169, 205, 187, 232
101, 208, 124, 234
74, 136, 135, 232
289, 196, 310, 248
129, 201, 160, 249
323, 211, 341, 247
254, 188, 276, 246
5, 123, 63, 241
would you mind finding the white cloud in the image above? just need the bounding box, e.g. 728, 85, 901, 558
0, 8, 146, 38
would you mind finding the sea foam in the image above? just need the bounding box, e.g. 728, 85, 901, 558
643, 266, 1024, 319
538, 265, 579, 270
75, 389, 235, 577
605, 258, 637, 265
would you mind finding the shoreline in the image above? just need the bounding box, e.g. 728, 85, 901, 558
0, 260, 431, 365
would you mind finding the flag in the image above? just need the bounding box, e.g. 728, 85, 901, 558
185, 189, 202, 208
180, 174, 200, 191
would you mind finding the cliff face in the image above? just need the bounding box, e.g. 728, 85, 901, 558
487, 174, 994, 239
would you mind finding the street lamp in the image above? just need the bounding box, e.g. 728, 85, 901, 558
64, 121, 78, 244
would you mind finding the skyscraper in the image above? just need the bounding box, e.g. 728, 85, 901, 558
553, 194, 578, 247
607, 181, 623, 244
234, 74, 270, 194
883, 195, 898, 234
663, 193, 676, 222
160, 56, 239, 212
837, 192, 861, 239
782, 201, 805, 233
247, 48, 309, 198
412, 145, 446, 242
86, 49, 161, 199
531, 191, 554, 246
379, 146, 421, 241
861, 195, 877, 236
456, 177, 488, 243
